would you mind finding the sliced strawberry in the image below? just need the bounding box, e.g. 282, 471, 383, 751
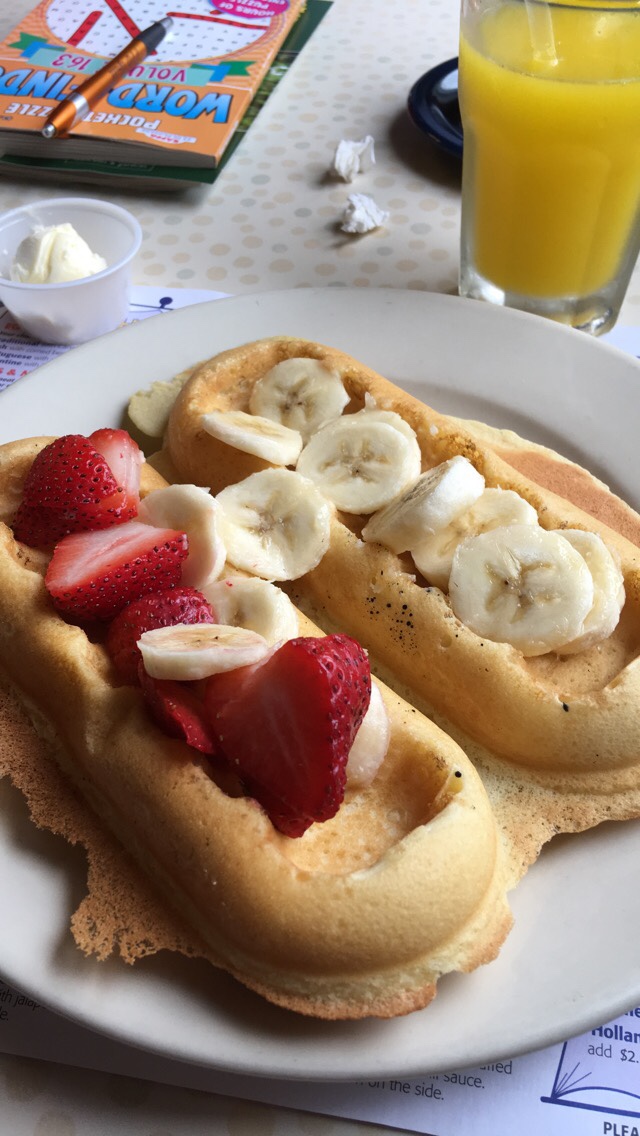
45, 521, 188, 622
89, 428, 142, 523
12, 501, 76, 548
204, 635, 371, 837
20, 434, 117, 510
13, 431, 143, 547
107, 586, 216, 685
139, 667, 218, 755
13, 434, 117, 546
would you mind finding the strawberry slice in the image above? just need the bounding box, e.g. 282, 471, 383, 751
204, 635, 371, 837
20, 434, 117, 511
107, 586, 216, 684
14, 434, 118, 546
89, 428, 142, 523
139, 667, 218, 755
45, 521, 188, 622
13, 431, 143, 547
12, 502, 76, 548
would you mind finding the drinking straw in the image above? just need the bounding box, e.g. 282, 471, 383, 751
525, 0, 558, 65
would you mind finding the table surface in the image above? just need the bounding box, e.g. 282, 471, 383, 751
1, 0, 639, 1132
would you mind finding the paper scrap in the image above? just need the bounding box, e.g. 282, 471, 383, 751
340, 193, 389, 234
333, 135, 376, 182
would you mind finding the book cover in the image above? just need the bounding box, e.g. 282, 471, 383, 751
0, 0, 331, 188
0, 0, 305, 168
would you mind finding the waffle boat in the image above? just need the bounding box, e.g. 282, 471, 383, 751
0, 435, 512, 1020
164, 337, 640, 867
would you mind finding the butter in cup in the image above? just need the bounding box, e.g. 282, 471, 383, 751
0, 197, 141, 345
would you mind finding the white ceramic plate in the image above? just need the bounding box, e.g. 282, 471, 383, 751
1, 288, 639, 1082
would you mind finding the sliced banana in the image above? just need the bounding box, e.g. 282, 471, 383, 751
297, 417, 421, 514
411, 487, 538, 590
138, 623, 271, 680
448, 524, 594, 657
202, 576, 299, 645
553, 530, 625, 654
201, 409, 302, 466
345, 682, 391, 789
349, 402, 418, 444
216, 468, 332, 581
138, 484, 226, 589
127, 369, 193, 440
249, 357, 349, 441
362, 456, 485, 554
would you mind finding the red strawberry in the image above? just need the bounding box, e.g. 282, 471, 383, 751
12, 501, 76, 548
139, 667, 218, 755
204, 635, 371, 837
45, 521, 188, 622
20, 434, 117, 510
107, 586, 216, 684
13, 431, 143, 547
89, 428, 142, 522
14, 434, 117, 545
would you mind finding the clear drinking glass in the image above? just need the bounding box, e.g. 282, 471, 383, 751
458, 0, 640, 334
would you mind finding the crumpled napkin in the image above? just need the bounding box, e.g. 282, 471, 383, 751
340, 193, 390, 234
332, 135, 376, 182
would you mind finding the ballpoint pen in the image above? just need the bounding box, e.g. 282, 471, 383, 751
41, 16, 173, 140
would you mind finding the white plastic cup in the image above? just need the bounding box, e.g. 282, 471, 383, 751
0, 197, 142, 345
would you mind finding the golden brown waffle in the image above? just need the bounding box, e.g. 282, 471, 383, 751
0, 436, 512, 1020
165, 336, 640, 869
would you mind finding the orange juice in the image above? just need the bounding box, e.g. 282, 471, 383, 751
458, 0, 640, 316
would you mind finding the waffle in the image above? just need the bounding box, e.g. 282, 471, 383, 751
165, 336, 640, 869
0, 436, 512, 1020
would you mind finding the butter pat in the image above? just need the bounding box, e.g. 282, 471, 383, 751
11, 223, 107, 285
340, 194, 389, 235
333, 136, 375, 182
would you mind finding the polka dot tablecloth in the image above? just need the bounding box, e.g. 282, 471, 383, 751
1, 0, 640, 1132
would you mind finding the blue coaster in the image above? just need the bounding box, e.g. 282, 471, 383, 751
408, 58, 462, 160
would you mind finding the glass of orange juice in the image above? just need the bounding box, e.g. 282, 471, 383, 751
458, 0, 640, 334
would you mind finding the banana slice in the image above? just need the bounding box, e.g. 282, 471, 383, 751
362, 456, 485, 554
216, 469, 332, 581
448, 524, 594, 657
297, 417, 421, 514
202, 576, 299, 645
411, 487, 538, 590
350, 401, 418, 444
138, 623, 271, 680
345, 682, 391, 789
249, 357, 349, 441
201, 409, 303, 466
553, 530, 625, 654
138, 484, 226, 589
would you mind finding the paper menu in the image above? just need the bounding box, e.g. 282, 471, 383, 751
602, 324, 640, 360
0, 977, 639, 1136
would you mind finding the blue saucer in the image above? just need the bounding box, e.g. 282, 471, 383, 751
408, 58, 462, 160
